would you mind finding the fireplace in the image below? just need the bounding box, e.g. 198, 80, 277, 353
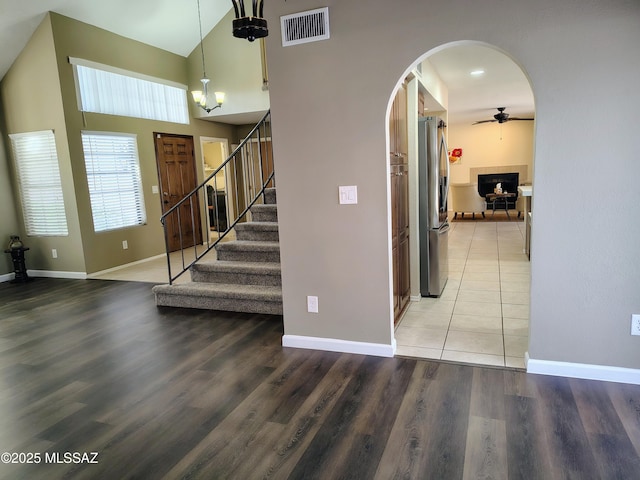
477, 172, 519, 207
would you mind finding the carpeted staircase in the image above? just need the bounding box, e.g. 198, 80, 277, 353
152, 188, 282, 315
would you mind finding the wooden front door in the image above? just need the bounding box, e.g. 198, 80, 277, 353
154, 133, 202, 252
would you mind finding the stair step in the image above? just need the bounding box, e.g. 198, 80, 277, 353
191, 261, 281, 286
251, 204, 277, 223
153, 283, 282, 315
154, 184, 280, 314
215, 241, 280, 263
265, 188, 277, 205
235, 222, 279, 241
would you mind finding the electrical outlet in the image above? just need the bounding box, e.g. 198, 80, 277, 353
307, 295, 319, 313
632, 314, 640, 336
51, 249, 57, 259
122, 240, 128, 250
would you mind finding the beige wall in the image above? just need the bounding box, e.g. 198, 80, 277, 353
204, 142, 225, 169
266, 0, 640, 369
188, 9, 269, 122
448, 121, 534, 184
50, 13, 236, 274
234, 122, 270, 143
419, 59, 448, 113
0, 104, 20, 275
203, 141, 226, 187
1, 15, 86, 274
1, 13, 237, 275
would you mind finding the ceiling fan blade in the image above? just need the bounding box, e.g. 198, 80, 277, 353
473, 107, 534, 125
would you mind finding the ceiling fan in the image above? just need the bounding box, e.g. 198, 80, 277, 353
473, 107, 534, 125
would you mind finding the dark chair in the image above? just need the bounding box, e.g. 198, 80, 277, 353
206, 185, 228, 231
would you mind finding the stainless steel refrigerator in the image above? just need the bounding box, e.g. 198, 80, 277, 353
418, 116, 450, 297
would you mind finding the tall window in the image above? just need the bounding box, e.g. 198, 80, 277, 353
9, 130, 69, 236
70, 57, 190, 124
81, 132, 146, 233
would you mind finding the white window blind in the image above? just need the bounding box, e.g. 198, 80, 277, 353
71, 59, 189, 124
9, 130, 69, 236
81, 132, 147, 232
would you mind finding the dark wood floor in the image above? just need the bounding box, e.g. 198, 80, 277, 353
0, 278, 639, 479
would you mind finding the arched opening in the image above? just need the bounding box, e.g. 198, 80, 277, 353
388, 41, 535, 368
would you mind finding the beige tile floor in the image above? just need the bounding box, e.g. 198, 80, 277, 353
395, 217, 530, 369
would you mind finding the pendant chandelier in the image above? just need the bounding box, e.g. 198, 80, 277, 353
191, 0, 225, 113
231, 0, 268, 42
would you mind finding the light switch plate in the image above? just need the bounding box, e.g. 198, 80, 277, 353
632, 314, 640, 336
307, 295, 319, 313
339, 185, 358, 204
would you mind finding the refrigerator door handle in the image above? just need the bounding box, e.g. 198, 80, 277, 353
440, 132, 450, 209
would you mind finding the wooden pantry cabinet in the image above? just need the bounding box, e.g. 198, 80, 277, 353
389, 83, 408, 165
389, 83, 410, 323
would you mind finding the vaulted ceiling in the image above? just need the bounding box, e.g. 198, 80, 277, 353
0, 0, 232, 80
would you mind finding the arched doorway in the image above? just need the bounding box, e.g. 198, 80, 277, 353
389, 42, 535, 368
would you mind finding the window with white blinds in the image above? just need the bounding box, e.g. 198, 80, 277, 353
71, 58, 189, 125
81, 132, 147, 233
9, 130, 69, 236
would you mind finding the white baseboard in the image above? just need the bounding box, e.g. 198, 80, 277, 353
27, 270, 87, 280
282, 335, 396, 358
0, 272, 15, 283
527, 357, 640, 385
87, 253, 165, 278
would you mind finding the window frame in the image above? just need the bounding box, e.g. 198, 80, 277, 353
81, 131, 147, 233
69, 57, 190, 125
8, 130, 69, 237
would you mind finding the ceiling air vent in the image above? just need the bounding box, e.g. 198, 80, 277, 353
280, 7, 330, 47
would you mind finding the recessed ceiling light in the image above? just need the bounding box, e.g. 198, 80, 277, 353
470, 69, 485, 76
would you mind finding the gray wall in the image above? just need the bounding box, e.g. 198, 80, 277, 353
265, 0, 640, 368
